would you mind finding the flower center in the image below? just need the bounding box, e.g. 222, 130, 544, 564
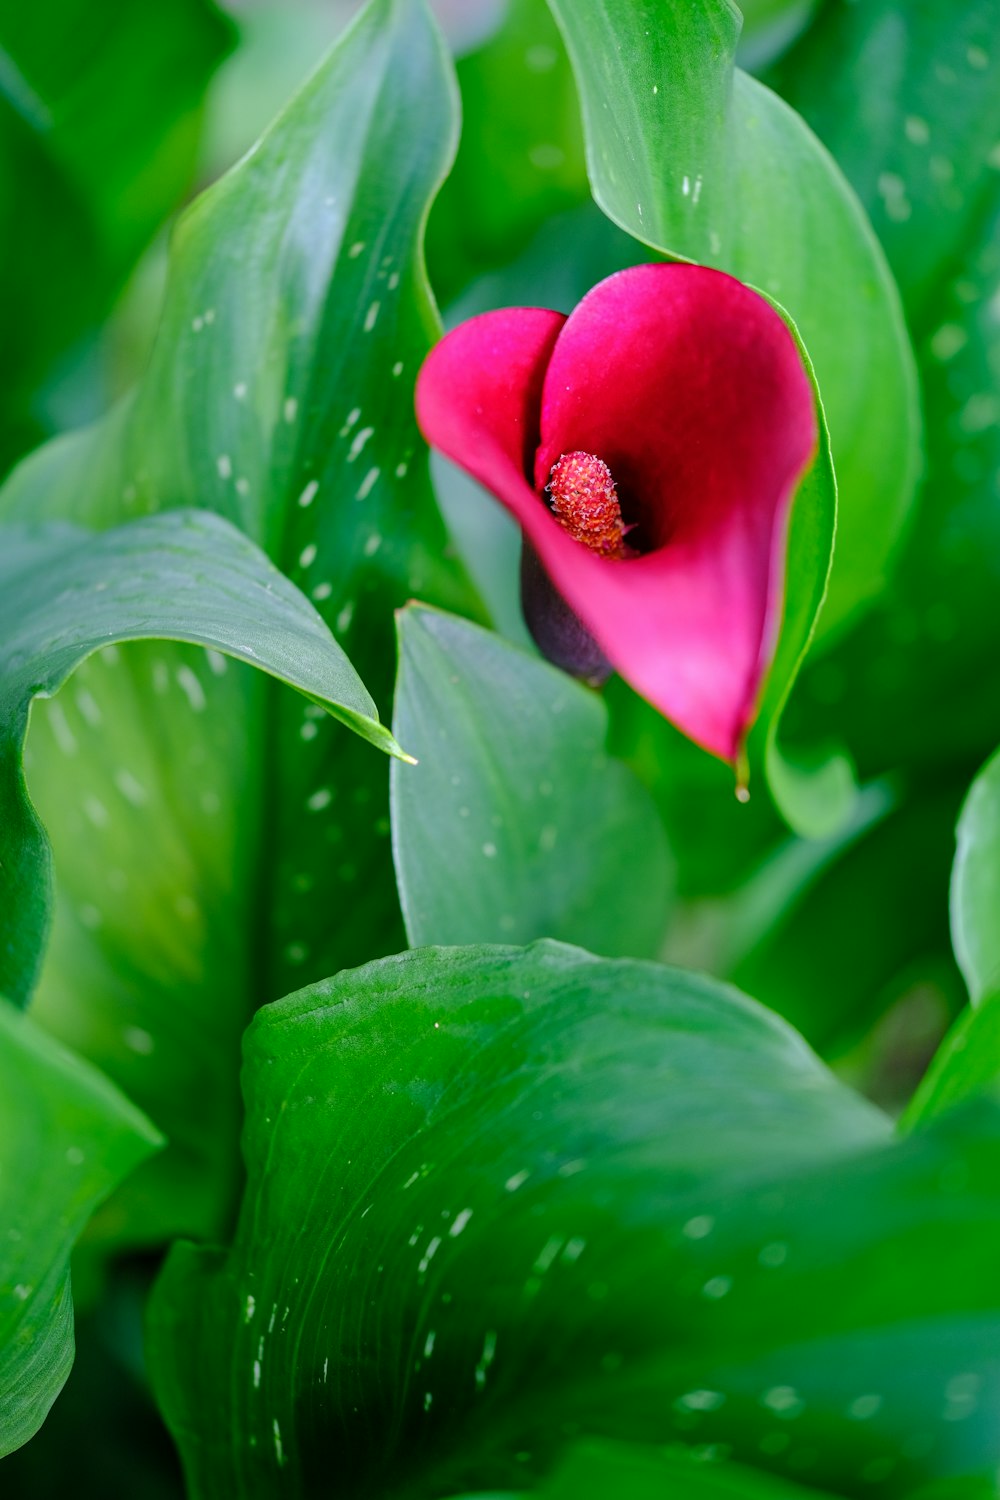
545, 451, 631, 559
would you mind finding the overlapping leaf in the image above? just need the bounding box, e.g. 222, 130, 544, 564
545, 0, 920, 639
0, 1000, 161, 1458
0, 0, 475, 1245
148, 941, 892, 1497
391, 606, 673, 956
0, 508, 402, 1009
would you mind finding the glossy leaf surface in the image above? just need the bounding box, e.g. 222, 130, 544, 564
0, 1000, 160, 1457
779, 0, 1000, 782
546, 0, 920, 636
391, 605, 672, 956
148, 941, 894, 1497
0, 508, 399, 1010
0, 0, 474, 1245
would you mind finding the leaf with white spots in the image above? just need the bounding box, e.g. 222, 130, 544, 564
545, 0, 920, 639
0, 998, 161, 1458
0, 0, 476, 1247
779, 0, 1000, 783
0, 508, 404, 1011
391, 605, 673, 955
147, 941, 893, 1498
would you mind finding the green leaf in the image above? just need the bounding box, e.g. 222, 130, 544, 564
0, 998, 161, 1458
1, 508, 402, 1010
147, 941, 890, 1498
426, 0, 590, 306
950, 747, 1000, 1006
521, 1440, 842, 1499
391, 605, 673, 956
545, 0, 920, 638
903, 747, 1000, 1128
0, 0, 475, 1245
777, 1, 1000, 784
0, 0, 233, 470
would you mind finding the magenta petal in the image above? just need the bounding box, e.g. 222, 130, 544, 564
415, 267, 818, 763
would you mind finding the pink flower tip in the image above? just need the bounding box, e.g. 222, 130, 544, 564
415, 263, 818, 765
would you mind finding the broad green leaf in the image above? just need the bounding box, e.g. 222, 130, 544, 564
545, 0, 920, 639
391, 605, 673, 956
0, 0, 233, 471
950, 747, 1000, 1005
777, 2, 1000, 784
769, 1, 1000, 321
0, 999, 161, 1458
148, 941, 889, 1498
0, 0, 475, 1245
0, 508, 402, 1012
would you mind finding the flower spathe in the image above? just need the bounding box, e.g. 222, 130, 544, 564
415, 263, 818, 764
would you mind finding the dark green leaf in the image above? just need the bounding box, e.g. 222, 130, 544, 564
0, 0, 476, 1246
147, 940, 889, 1497
391, 605, 673, 956
0, 0, 233, 471
426, 0, 589, 306
776, 1, 1000, 783
0, 999, 161, 1457
545, 0, 920, 638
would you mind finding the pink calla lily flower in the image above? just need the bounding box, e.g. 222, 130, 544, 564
416, 263, 818, 764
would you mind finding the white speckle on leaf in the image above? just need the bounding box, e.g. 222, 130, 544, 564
364, 300, 381, 332
284, 397, 298, 423
449, 1208, 473, 1238
848, 1393, 882, 1420
47, 702, 77, 755
348, 427, 375, 463
298, 480, 319, 508
124, 1026, 154, 1055
299, 543, 318, 568
83, 796, 110, 829
307, 788, 332, 812
312, 581, 333, 602
702, 1276, 732, 1299
761, 1386, 804, 1418
348, 241, 366, 258
356, 467, 380, 500
683, 1215, 714, 1239
176, 666, 207, 712
114, 769, 148, 806
74, 688, 102, 726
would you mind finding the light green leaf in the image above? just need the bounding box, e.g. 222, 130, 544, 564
147, 941, 890, 1498
0, 508, 402, 1010
0, 0, 475, 1246
903, 746, 1000, 1128
545, 0, 920, 638
0, 998, 161, 1458
951, 747, 1000, 1005
391, 605, 673, 956
515, 1439, 842, 1499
